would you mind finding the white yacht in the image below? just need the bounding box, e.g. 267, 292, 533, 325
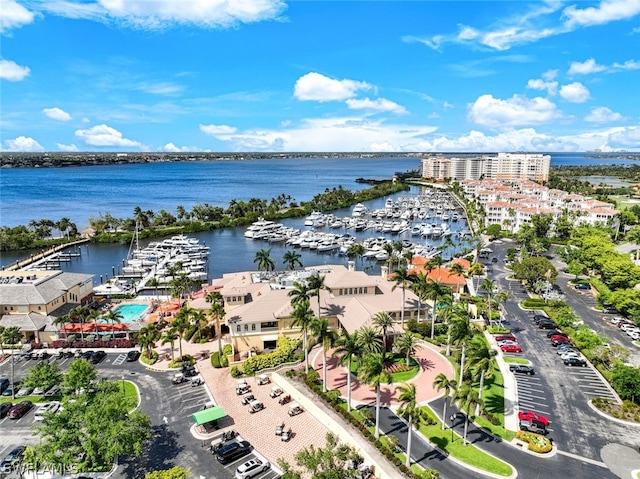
244, 218, 282, 238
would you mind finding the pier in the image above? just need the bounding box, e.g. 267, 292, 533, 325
2, 238, 90, 272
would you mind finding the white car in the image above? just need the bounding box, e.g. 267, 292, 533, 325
628, 330, 640, 341
34, 401, 60, 421
561, 352, 583, 360
497, 340, 519, 347
235, 459, 270, 479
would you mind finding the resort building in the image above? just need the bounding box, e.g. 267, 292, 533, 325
198, 264, 420, 356
461, 178, 619, 232
421, 153, 550, 182
0, 269, 94, 344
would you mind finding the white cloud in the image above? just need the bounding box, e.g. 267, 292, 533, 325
568, 58, 607, 75
135, 81, 183, 95
584, 106, 625, 123
0, 0, 35, 34
0, 59, 30, 81
345, 97, 408, 115
527, 78, 558, 95
2, 136, 44, 152
542, 69, 558, 81
199, 124, 238, 137
43, 107, 72, 121
443, 101, 454, 109
57, 143, 79, 152
160, 142, 204, 152
467, 94, 561, 128
563, 0, 640, 28
41, 0, 287, 29
293, 72, 372, 102
559, 82, 591, 103
74, 124, 144, 148
607, 126, 640, 149
613, 59, 640, 70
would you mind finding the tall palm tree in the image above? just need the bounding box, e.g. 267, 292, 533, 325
468, 262, 484, 294
449, 262, 466, 294
480, 278, 497, 325
410, 271, 428, 323
282, 250, 303, 271
308, 273, 331, 319
433, 373, 455, 430
104, 308, 123, 338
466, 335, 497, 416
347, 243, 366, 269
332, 330, 362, 411
356, 326, 383, 356
450, 305, 478, 388
424, 279, 452, 339
494, 291, 511, 327
138, 323, 160, 358
290, 299, 315, 374
455, 382, 479, 446
371, 311, 394, 359
287, 281, 310, 307
311, 318, 338, 393
161, 329, 179, 360
358, 353, 392, 439
393, 331, 421, 367
254, 248, 276, 273
170, 311, 190, 358
397, 382, 423, 468
206, 291, 225, 355
391, 267, 415, 328
189, 309, 208, 342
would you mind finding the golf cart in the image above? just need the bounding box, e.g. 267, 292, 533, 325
275, 421, 285, 436
172, 372, 187, 385
279, 394, 292, 405
354, 464, 373, 479
209, 429, 238, 454
236, 379, 251, 395
270, 385, 283, 398
257, 374, 270, 385
281, 428, 292, 442
248, 400, 265, 414
241, 394, 255, 405
288, 402, 303, 416
191, 375, 204, 387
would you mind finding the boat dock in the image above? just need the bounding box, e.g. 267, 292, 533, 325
2, 239, 89, 272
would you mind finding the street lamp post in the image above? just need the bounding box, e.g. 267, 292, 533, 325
449, 414, 456, 443
121, 375, 125, 396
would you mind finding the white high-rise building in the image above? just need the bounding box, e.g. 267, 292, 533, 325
421, 153, 550, 182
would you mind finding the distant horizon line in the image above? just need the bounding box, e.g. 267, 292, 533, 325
2, 151, 638, 156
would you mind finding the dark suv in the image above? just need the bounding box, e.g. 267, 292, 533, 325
509, 364, 535, 375
564, 356, 587, 367
216, 441, 252, 464
574, 283, 591, 290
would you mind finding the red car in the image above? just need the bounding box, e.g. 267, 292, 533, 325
494, 334, 516, 342
6, 400, 32, 419
501, 344, 522, 353
518, 410, 550, 427
550, 335, 570, 343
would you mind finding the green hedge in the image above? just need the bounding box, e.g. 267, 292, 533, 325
211, 352, 221, 368
241, 337, 300, 376
521, 298, 547, 309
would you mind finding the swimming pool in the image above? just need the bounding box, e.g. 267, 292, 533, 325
113, 303, 148, 323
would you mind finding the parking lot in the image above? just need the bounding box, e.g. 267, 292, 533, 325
0, 352, 283, 479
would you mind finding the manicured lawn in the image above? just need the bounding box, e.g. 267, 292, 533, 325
350, 355, 420, 382
0, 394, 45, 404
502, 356, 530, 364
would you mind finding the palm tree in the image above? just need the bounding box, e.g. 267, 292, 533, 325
450, 305, 478, 388
332, 330, 362, 411
138, 323, 160, 358
356, 326, 383, 356
290, 299, 315, 374
433, 373, 455, 430
372, 311, 394, 359
455, 382, 479, 446
480, 278, 497, 325
393, 331, 421, 367
397, 382, 423, 468
288, 281, 310, 307
311, 318, 338, 393
449, 262, 466, 294
468, 262, 484, 294
347, 243, 366, 269
494, 291, 511, 327
308, 273, 331, 319
282, 250, 303, 271
161, 329, 179, 361
206, 291, 225, 355
391, 267, 415, 328
189, 309, 208, 342
358, 353, 392, 439
104, 308, 123, 338
410, 271, 428, 323
466, 335, 497, 416
170, 311, 190, 358
424, 279, 452, 340
254, 248, 276, 273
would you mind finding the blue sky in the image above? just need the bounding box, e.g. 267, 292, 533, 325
1, 0, 639, 153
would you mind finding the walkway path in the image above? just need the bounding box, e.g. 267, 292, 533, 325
310, 340, 455, 407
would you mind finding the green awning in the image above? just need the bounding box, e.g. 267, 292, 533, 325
192, 406, 226, 425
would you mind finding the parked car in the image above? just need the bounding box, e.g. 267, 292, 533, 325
6, 400, 33, 419
126, 350, 141, 362
564, 357, 587, 367
0, 402, 13, 418
15, 386, 33, 397
509, 364, 535, 375
551, 336, 571, 346
44, 385, 62, 397
0, 446, 26, 473
519, 419, 547, 434
80, 350, 94, 360
556, 347, 578, 355
90, 350, 106, 364
2, 382, 20, 397
627, 330, 640, 340
215, 441, 252, 464
574, 283, 591, 290
546, 330, 567, 338
235, 459, 270, 479
538, 320, 557, 330
518, 410, 549, 426
0, 378, 9, 394
494, 334, 516, 342
533, 315, 549, 324
602, 307, 618, 314
34, 401, 61, 421
501, 344, 522, 353
497, 340, 519, 347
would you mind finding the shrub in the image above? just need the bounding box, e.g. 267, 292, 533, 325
140, 350, 158, 365
230, 365, 243, 378
221, 344, 232, 367
515, 431, 552, 453
241, 337, 300, 376
211, 351, 221, 368
487, 326, 511, 334
184, 325, 198, 341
